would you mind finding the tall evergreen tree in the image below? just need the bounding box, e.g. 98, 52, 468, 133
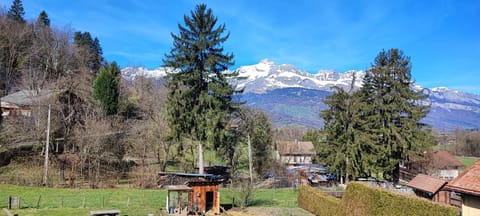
90, 37, 104, 72
163, 4, 238, 174
93, 62, 120, 115
7, 0, 25, 23
74, 31, 104, 73
321, 85, 369, 182
250, 111, 273, 176
36, 10, 50, 27
363, 49, 432, 182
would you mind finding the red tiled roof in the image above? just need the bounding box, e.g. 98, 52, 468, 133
445, 159, 480, 196
407, 174, 447, 194
431, 150, 464, 169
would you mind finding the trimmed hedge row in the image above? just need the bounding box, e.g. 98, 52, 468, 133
298, 186, 342, 216
298, 182, 459, 216
342, 182, 458, 216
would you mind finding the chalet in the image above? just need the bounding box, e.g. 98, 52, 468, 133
275, 140, 315, 166
445, 160, 480, 216
1, 90, 58, 118
406, 174, 450, 204
428, 150, 464, 180
160, 172, 221, 215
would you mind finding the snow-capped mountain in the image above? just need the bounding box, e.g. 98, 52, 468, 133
235, 59, 364, 93
121, 60, 480, 130
122, 66, 171, 81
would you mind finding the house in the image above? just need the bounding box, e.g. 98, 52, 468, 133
428, 150, 464, 180
445, 160, 480, 216
160, 172, 221, 215
406, 174, 450, 204
275, 140, 315, 166
1, 90, 58, 118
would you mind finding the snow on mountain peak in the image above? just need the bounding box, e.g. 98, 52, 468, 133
432, 87, 450, 92
235, 60, 364, 93
122, 66, 171, 80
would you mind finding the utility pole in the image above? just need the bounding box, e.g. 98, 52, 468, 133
198, 141, 204, 174
43, 104, 51, 186
248, 133, 253, 183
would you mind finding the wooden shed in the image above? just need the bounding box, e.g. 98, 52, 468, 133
188, 181, 220, 214
162, 172, 221, 215
407, 174, 450, 203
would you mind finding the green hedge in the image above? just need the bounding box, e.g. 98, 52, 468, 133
298, 183, 459, 216
298, 186, 342, 216
341, 182, 459, 216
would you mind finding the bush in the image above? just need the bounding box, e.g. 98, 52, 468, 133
341, 182, 459, 216
298, 186, 342, 216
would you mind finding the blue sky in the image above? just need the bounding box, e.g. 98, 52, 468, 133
2, 0, 480, 94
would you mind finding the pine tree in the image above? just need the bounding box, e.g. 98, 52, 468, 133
163, 4, 238, 174
90, 37, 104, 72
74, 31, 104, 73
321, 85, 368, 182
250, 111, 273, 176
36, 11, 50, 27
7, 0, 25, 23
93, 62, 120, 115
363, 48, 432, 182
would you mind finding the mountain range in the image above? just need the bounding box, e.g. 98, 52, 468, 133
121, 59, 480, 130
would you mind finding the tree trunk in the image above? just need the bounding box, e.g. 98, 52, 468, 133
393, 162, 400, 184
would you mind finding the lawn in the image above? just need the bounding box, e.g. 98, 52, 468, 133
0, 184, 299, 215
457, 156, 480, 170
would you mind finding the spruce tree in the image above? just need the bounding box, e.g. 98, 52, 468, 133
7, 0, 25, 23
74, 31, 104, 73
163, 4, 238, 174
321, 85, 367, 182
363, 49, 431, 183
93, 62, 120, 115
251, 111, 273, 176
36, 10, 50, 27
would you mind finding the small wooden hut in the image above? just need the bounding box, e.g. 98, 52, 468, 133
162, 172, 221, 215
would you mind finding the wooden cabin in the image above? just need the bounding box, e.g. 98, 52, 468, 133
275, 140, 315, 166
407, 174, 450, 203
162, 172, 221, 215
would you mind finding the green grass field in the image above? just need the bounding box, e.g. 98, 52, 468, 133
457, 156, 479, 170
0, 184, 299, 215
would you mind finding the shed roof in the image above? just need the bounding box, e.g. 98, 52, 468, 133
164, 185, 192, 191
1, 90, 59, 106
276, 140, 315, 155
407, 174, 447, 194
445, 159, 480, 196
431, 150, 464, 169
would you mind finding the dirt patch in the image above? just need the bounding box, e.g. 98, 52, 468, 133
224, 207, 314, 216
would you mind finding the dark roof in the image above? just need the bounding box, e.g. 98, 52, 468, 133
158, 172, 217, 178
407, 174, 448, 194
431, 150, 464, 169
1, 90, 59, 106
445, 159, 480, 196
276, 140, 315, 155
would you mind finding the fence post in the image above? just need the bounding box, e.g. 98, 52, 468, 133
82, 196, 86, 208
127, 197, 130, 207
61, 196, 64, 208
102, 196, 104, 208
36, 195, 41, 208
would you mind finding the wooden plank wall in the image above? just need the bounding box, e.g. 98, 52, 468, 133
189, 184, 220, 214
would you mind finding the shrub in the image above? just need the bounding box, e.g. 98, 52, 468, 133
298, 186, 342, 216
341, 182, 459, 216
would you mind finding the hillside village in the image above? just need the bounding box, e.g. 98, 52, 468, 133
1, 0, 480, 216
